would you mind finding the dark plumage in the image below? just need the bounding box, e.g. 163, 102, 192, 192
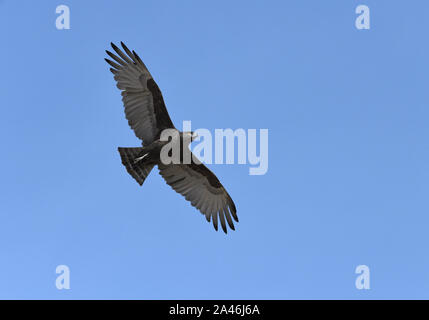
106, 42, 238, 233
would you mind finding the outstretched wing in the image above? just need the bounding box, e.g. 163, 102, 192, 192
158, 162, 238, 233
105, 42, 175, 145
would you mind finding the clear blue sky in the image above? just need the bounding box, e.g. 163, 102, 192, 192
1, 0, 428, 299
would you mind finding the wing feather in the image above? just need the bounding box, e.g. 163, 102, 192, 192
106, 42, 175, 145
158, 162, 238, 233
211, 203, 219, 231
218, 203, 227, 234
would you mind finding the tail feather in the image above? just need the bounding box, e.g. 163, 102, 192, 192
118, 147, 154, 186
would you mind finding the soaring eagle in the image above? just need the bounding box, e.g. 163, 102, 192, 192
105, 42, 238, 233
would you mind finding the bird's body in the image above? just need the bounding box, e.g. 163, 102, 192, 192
105, 42, 238, 233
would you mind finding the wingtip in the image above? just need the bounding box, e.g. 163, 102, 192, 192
132, 50, 144, 65
232, 209, 239, 223
228, 197, 238, 222
105, 58, 120, 69
110, 42, 116, 50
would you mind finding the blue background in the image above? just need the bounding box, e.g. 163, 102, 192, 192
0, 0, 428, 299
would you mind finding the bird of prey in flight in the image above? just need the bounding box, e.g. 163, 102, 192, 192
105, 42, 238, 233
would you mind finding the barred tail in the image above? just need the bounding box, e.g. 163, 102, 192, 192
118, 147, 154, 186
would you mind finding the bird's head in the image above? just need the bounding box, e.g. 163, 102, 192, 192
182, 131, 198, 142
